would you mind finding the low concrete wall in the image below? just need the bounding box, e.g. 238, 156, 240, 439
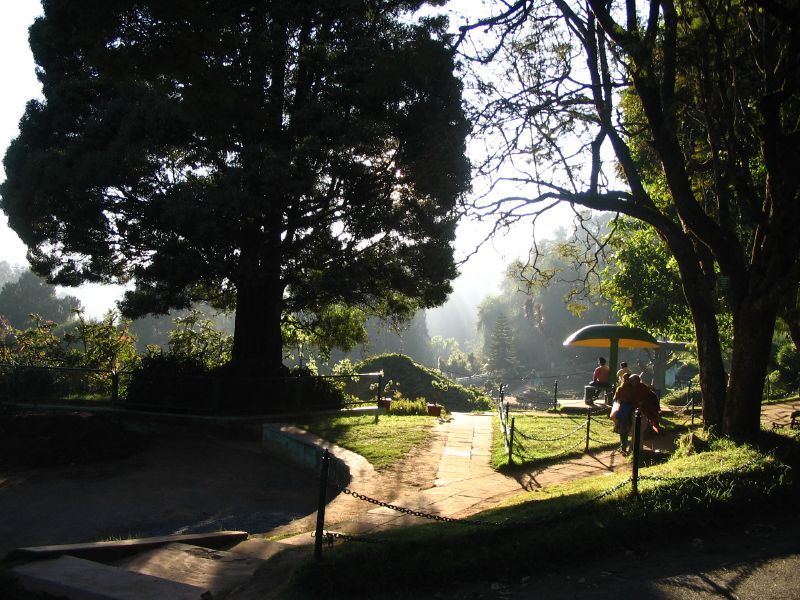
262, 424, 327, 471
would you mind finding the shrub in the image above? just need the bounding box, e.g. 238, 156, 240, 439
353, 354, 492, 412
0, 365, 57, 403
123, 351, 212, 411
387, 397, 428, 416
280, 366, 347, 411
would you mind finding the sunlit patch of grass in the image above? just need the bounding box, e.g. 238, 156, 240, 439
492, 412, 619, 469
293, 414, 435, 469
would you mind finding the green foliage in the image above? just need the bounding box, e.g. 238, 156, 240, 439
124, 310, 232, 409
64, 311, 138, 372
602, 219, 695, 342
123, 349, 212, 411
283, 366, 348, 411
283, 306, 369, 365
487, 312, 519, 378
355, 353, 493, 412
0, 314, 138, 403
388, 397, 429, 416
774, 339, 799, 386
167, 310, 232, 369
0, 315, 64, 366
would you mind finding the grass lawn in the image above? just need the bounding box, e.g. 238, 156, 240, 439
293, 413, 437, 469
282, 430, 797, 599
492, 412, 620, 468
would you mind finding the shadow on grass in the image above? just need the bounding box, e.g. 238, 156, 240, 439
284, 449, 799, 599
498, 441, 621, 476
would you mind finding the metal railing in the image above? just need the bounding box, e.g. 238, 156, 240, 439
0, 362, 384, 415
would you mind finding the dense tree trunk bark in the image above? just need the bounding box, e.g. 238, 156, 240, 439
690, 297, 728, 432
663, 232, 728, 431
724, 302, 777, 437
232, 243, 285, 375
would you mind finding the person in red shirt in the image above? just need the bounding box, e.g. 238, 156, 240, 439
628, 373, 661, 433
585, 357, 610, 404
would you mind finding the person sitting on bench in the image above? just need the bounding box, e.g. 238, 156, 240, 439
585, 356, 610, 404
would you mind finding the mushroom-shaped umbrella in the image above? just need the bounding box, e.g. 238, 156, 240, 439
563, 324, 660, 390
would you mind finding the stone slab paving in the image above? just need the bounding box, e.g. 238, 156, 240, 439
761, 399, 800, 429
114, 542, 264, 596
12, 555, 210, 600
274, 412, 632, 542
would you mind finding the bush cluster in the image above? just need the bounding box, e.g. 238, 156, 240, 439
123, 359, 347, 414
354, 354, 493, 412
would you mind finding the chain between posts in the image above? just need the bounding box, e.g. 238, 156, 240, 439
328, 481, 506, 527
315, 456, 772, 551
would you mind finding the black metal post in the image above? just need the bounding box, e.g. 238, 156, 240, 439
111, 372, 119, 405
585, 406, 591, 453
508, 416, 515, 465
376, 372, 383, 405
632, 409, 642, 496
553, 380, 558, 410
314, 450, 331, 561
504, 403, 510, 429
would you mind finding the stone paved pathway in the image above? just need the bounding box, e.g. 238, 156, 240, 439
271, 399, 800, 545
272, 411, 634, 544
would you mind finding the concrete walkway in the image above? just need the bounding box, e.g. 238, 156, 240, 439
269, 397, 798, 545
761, 399, 800, 429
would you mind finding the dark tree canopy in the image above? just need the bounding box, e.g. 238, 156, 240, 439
1, 0, 470, 374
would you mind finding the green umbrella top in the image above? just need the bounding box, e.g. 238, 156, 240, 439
563, 324, 660, 349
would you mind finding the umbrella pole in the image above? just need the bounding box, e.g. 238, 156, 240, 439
608, 338, 619, 404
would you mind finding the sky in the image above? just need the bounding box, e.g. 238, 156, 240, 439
0, 1, 572, 327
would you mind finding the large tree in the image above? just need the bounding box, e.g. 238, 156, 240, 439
459, 0, 800, 437
0, 269, 81, 328
1, 0, 470, 375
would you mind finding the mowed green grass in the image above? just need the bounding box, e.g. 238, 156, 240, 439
493, 412, 619, 468
293, 413, 437, 469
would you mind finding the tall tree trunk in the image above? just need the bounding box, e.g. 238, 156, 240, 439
691, 299, 728, 432
232, 245, 284, 375
665, 233, 728, 431
724, 302, 777, 437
